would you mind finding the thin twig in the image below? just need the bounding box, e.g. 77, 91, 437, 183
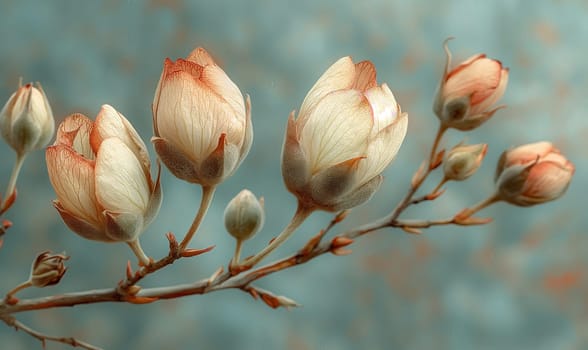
0, 314, 102, 350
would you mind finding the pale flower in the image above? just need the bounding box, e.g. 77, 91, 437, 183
282, 57, 408, 211
433, 41, 509, 131
0, 81, 54, 156
152, 47, 252, 186
46, 105, 162, 264
495, 141, 574, 206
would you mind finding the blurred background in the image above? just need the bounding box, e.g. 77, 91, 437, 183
0, 0, 586, 349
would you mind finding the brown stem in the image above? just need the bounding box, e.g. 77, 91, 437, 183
0, 314, 102, 350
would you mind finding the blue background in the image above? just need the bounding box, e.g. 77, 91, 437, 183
0, 0, 586, 349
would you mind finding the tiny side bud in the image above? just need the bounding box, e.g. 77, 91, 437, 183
224, 189, 265, 241
29, 251, 69, 287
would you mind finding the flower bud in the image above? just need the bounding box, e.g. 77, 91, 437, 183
433, 40, 508, 131
224, 189, 264, 241
495, 142, 574, 206
282, 57, 408, 212
0, 81, 55, 156
152, 47, 252, 186
443, 143, 487, 181
46, 105, 162, 243
29, 251, 69, 287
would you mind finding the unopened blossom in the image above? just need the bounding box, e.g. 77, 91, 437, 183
46, 105, 162, 245
152, 47, 252, 186
495, 141, 574, 206
0, 81, 54, 156
443, 143, 487, 181
433, 41, 509, 131
224, 189, 264, 241
282, 57, 408, 211
29, 251, 69, 287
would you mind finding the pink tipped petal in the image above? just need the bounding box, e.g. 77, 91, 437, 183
95, 138, 150, 215
201, 65, 246, 119
300, 90, 372, 173
445, 54, 486, 81
471, 67, 509, 115
46, 145, 100, 227
156, 72, 235, 159
444, 58, 502, 103
298, 57, 357, 123
186, 47, 217, 66
352, 61, 377, 91
55, 114, 94, 159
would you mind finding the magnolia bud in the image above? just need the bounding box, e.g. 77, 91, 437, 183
224, 189, 264, 241
433, 40, 508, 131
443, 143, 487, 181
29, 251, 69, 287
0, 82, 55, 156
495, 142, 574, 206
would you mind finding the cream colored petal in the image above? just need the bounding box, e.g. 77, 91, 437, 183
156, 71, 236, 161
34, 83, 55, 149
299, 90, 372, 173
355, 112, 408, 185
46, 145, 100, 227
186, 47, 216, 66
364, 84, 399, 133
298, 57, 356, 126
91, 105, 151, 175
55, 113, 95, 160
95, 138, 150, 214
201, 65, 246, 123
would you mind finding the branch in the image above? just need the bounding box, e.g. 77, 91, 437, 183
0, 314, 102, 350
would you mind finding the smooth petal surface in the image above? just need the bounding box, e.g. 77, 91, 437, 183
355, 112, 408, 186
156, 71, 238, 161
46, 145, 100, 227
364, 84, 399, 132
201, 65, 246, 122
91, 105, 150, 174
298, 57, 356, 125
95, 138, 150, 214
299, 90, 372, 173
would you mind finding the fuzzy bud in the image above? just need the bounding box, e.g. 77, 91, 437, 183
224, 189, 264, 241
495, 142, 574, 206
433, 40, 508, 131
443, 143, 487, 181
29, 251, 69, 287
0, 82, 55, 156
